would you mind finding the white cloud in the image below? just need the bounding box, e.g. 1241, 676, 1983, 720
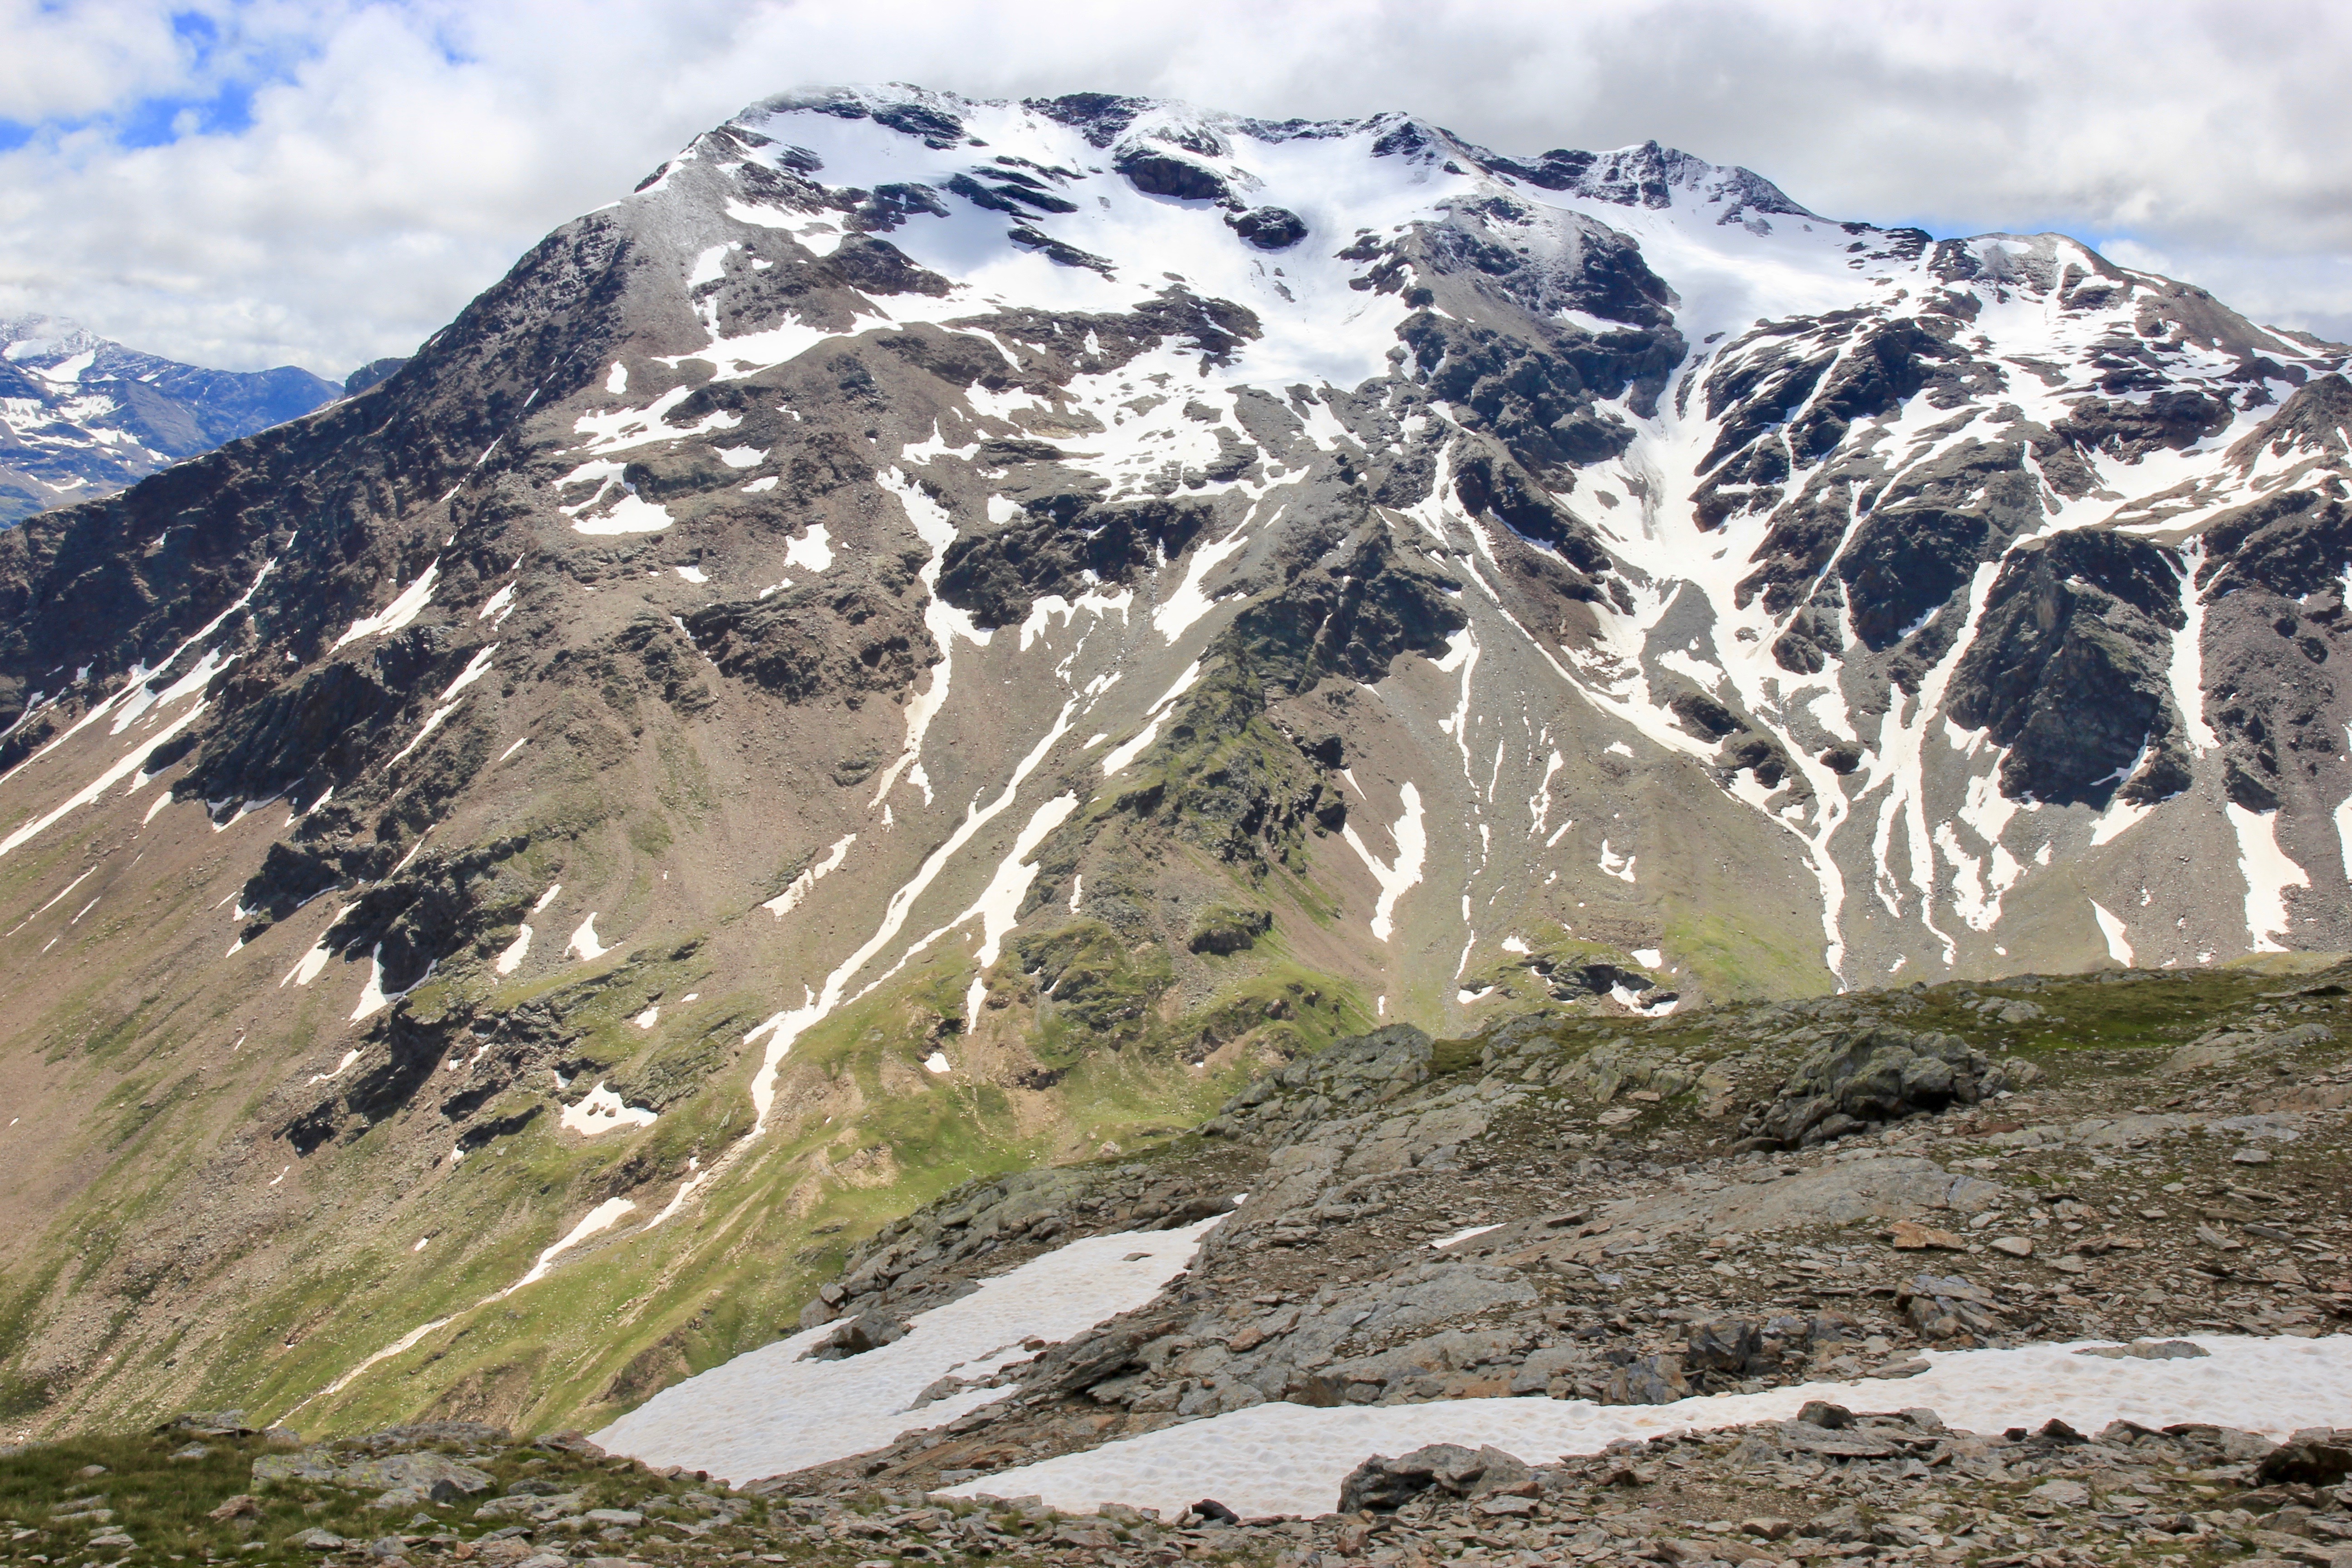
2, 0, 2348, 375
0, 0, 222, 122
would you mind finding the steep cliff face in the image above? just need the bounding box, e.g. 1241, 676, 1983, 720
0, 86, 2345, 1442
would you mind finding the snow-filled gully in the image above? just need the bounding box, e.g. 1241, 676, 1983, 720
865, 464, 989, 808
740, 695, 1077, 1130
0, 546, 285, 860
1340, 783, 1428, 943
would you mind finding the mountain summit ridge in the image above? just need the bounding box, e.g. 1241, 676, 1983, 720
0, 84, 2347, 1442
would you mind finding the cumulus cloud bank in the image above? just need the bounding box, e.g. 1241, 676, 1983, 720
3, 0, 2347, 374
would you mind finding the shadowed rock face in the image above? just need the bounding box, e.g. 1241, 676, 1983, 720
1, 85, 2351, 1444
1945, 529, 2194, 807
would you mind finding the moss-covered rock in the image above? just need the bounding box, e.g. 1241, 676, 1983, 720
1006, 921, 1174, 1060
1187, 902, 1272, 955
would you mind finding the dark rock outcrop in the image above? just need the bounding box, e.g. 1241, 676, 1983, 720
1338, 1444, 1532, 1513
1225, 206, 1307, 250
1944, 528, 2193, 806
1742, 1029, 2003, 1148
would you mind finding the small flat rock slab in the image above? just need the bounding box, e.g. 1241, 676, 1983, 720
2074, 1339, 2209, 1360
1890, 1220, 1966, 1250
1988, 1236, 2034, 1257
1475, 1496, 1539, 1517
1777, 1423, 1898, 1458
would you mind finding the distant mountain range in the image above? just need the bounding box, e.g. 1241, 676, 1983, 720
0, 316, 385, 524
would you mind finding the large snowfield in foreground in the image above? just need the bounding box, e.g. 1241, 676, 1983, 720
592, 1216, 1224, 1483
940, 1333, 2352, 1519
594, 1213, 2352, 1516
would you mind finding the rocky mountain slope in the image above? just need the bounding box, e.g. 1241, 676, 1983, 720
3, 960, 2345, 1568
0, 85, 2348, 1447
0, 316, 345, 524
670, 957, 2348, 1505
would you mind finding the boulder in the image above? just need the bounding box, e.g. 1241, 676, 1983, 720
1679, 1317, 1764, 1373
1890, 1219, 1967, 1250
1744, 1028, 2002, 1147
2255, 1428, 2352, 1485
253, 1450, 344, 1487
1338, 1443, 1532, 1512
1226, 207, 1308, 250
799, 1309, 907, 1361
1780, 1423, 1897, 1458
1601, 1353, 1690, 1404
475, 1490, 586, 1522
1113, 148, 1231, 203
338, 1452, 495, 1497
2074, 1340, 2208, 1362
1897, 1273, 2008, 1340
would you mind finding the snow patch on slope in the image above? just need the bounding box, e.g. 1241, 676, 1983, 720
595, 1215, 1222, 1484
946, 1333, 2352, 1519
561, 1082, 658, 1136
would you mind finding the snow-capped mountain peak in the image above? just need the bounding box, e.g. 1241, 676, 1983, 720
1, 85, 2349, 1439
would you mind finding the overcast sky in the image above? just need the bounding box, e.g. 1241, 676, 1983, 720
3, 0, 2347, 377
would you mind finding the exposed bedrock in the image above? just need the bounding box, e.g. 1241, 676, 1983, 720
1945, 528, 2193, 807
